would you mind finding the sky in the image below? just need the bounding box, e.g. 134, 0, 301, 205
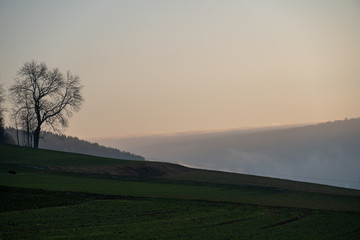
1, 0, 359, 139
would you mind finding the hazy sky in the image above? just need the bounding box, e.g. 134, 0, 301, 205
1, 0, 359, 139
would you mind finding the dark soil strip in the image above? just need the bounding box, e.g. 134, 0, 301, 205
210, 218, 253, 227
261, 211, 312, 229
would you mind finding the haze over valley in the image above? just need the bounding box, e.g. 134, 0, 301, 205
95, 118, 360, 190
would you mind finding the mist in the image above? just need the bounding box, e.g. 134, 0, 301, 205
95, 119, 360, 189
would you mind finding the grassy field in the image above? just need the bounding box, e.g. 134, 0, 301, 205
1, 143, 360, 239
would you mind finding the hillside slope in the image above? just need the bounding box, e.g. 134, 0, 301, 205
1, 144, 360, 212
1, 144, 360, 240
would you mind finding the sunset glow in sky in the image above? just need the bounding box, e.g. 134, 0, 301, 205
1, 0, 359, 139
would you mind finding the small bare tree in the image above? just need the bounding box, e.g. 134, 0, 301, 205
9, 61, 83, 149
0, 84, 5, 143
10, 90, 36, 147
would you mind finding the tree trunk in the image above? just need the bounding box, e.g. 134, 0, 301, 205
16, 128, 19, 146
33, 126, 41, 149
26, 124, 31, 147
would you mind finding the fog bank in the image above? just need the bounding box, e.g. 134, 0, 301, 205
95, 119, 360, 189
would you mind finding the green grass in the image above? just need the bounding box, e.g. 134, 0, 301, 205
1, 143, 360, 239
173, 169, 360, 196
1, 186, 360, 240
1, 163, 359, 212
1, 187, 360, 240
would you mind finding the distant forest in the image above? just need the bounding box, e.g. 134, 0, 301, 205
5, 127, 145, 161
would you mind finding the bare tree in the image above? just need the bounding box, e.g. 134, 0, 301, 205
9, 61, 83, 148
10, 91, 35, 147
0, 84, 5, 143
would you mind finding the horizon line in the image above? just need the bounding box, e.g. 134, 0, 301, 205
88, 121, 318, 140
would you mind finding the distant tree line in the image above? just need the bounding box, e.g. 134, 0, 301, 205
5, 127, 145, 161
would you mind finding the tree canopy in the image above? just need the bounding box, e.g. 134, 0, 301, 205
9, 61, 83, 148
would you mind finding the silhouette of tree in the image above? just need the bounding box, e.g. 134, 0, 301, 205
9, 61, 83, 148
0, 84, 5, 143
10, 84, 36, 147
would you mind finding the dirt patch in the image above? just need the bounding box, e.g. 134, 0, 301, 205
48, 162, 193, 178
